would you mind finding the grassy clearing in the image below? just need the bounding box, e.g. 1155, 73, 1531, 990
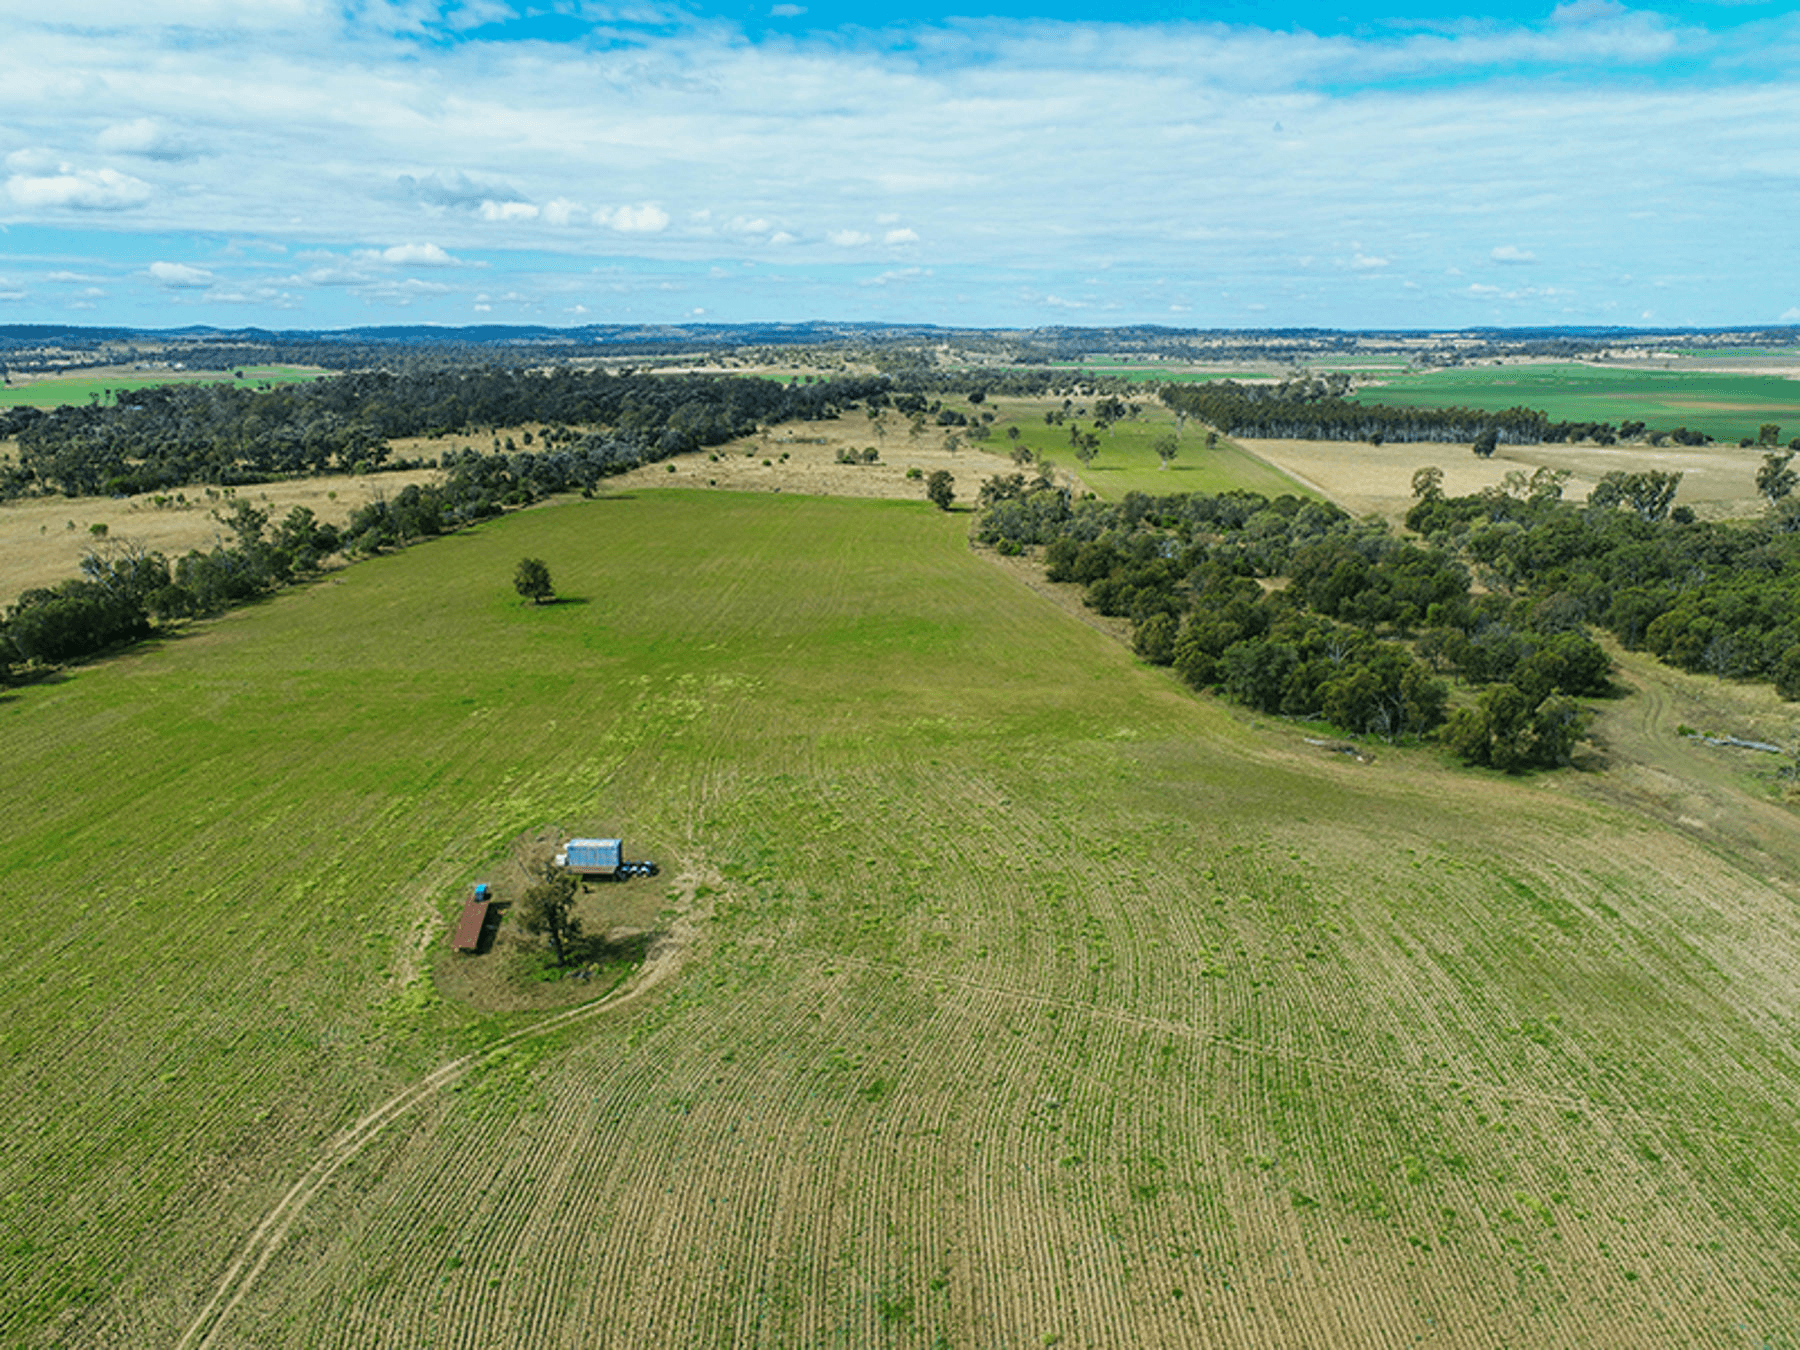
0, 365, 325, 409
981, 398, 1312, 500
5, 490, 1800, 1346
1351, 365, 1800, 444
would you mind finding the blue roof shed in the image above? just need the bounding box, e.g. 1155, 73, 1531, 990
557, 838, 622, 876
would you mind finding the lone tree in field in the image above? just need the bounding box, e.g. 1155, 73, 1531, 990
1757, 451, 1796, 509
517, 858, 581, 967
1472, 427, 1499, 458
1411, 465, 1445, 502
514, 557, 554, 604
1152, 430, 1179, 471
925, 469, 956, 511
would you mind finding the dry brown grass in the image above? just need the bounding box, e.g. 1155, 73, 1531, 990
0, 469, 440, 599
610, 418, 1021, 501
1241, 437, 1770, 524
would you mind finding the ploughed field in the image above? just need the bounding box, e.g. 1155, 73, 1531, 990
6, 490, 1800, 1347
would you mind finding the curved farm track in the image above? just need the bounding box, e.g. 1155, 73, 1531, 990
176, 891, 706, 1350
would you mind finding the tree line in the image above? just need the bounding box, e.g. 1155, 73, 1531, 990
1159, 376, 1717, 449
0, 367, 895, 500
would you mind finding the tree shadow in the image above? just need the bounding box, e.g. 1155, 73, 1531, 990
563, 928, 656, 971
471, 900, 509, 955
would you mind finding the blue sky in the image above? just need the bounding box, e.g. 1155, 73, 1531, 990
2, 1, 1797, 332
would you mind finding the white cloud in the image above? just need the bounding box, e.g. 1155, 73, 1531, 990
595, 204, 670, 234
96, 118, 191, 160
374, 242, 459, 266
147, 262, 215, 288
6, 167, 151, 211
0, 289, 27, 302
1782, 307, 1800, 322
770, 4, 805, 15
479, 199, 539, 222
0, 4, 1784, 325
861, 267, 925, 286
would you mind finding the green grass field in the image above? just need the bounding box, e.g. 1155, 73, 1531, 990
6, 489, 1800, 1346
993, 405, 1312, 500
1350, 365, 1800, 444
0, 365, 324, 409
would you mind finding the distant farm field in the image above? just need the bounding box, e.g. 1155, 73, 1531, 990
6, 491, 1800, 1346
0, 364, 326, 409
1351, 364, 1800, 444
1242, 436, 1773, 524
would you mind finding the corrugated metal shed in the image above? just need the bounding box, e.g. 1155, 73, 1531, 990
557, 837, 623, 875
452, 900, 490, 952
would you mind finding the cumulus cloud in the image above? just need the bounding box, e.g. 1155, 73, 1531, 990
543, 198, 581, 226
7, 167, 151, 211
1492, 245, 1538, 264
373, 242, 459, 266
147, 261, 215, 288
884, 228, 919, 245
596, 204, 670, 234
828, 229, 870, 246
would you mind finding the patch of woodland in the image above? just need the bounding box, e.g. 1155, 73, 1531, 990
977, 467, 1800, 771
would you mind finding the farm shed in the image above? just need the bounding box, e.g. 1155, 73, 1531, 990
452, 885, 492, 952
556, 837, 623, 878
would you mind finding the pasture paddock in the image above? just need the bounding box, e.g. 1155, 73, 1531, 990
1350, 363, 1800, 447
4, 491, 1800, 1347
1240, 437, 1771, 524
0, 468, 442, 601
0, 365, 326, 409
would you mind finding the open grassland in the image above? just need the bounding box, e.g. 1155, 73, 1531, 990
1351, 365, 1800, 446
0, 365, 326, 409
960, 397, 1310, 501
6, 492, 1800, 1347
1066, 420, 1310, 500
